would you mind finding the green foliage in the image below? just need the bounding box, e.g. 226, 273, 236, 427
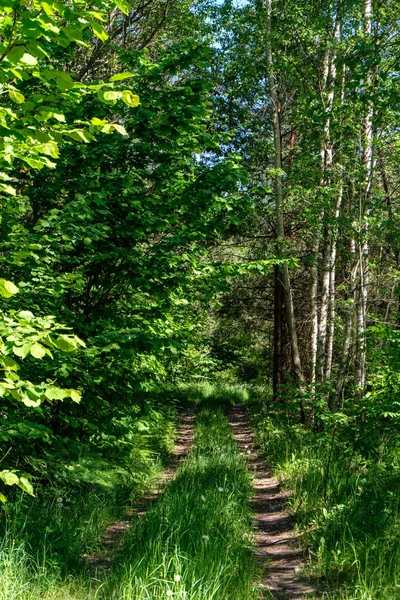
249, 391, 400, 599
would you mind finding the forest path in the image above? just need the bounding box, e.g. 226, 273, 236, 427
228, 405, 317, 600
84, 406, 196, 570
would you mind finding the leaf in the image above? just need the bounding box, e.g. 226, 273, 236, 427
7, 46, 25, 64
20, 53, 38, 66
91, 21, 108, 42
30, 343, 46, 359
69, 389, 81, 403
56, 72, 74, 91
68, 130, 93, 143
40, 1, 55, 15
54, 335, 77, 352
45, 387, 68, 400
114, 0, 130, 14
110, 72, 134, 82
102, 90, 122, 101
112, 123, 127, 135
39, 141, 59, 159
0, 493, 7, 503
13, 344, 31, 359
122, 90, 140, 107
9, 89, 25, 103
21, 395, 42, 407
0, 470, 19, 486
0, 278, 18, 298
17, 477, 35, 496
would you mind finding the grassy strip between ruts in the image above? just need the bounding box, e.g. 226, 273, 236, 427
98, 404, 259, 600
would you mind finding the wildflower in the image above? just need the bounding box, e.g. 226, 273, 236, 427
218, 487, 224, 492
200, 495, 206, 503
247, 450, 251, 455
166, 590, 173, 597
57, 497, 63, 503
244, 445, 249, 449
174, 574, 181, 583
202, 535, 209, 541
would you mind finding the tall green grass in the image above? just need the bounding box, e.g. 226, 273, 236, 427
0, 394, 259, 600
99, 406, 259, 599
248, 398, 400, 599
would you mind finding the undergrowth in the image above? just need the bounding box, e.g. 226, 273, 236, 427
0, 390, 258, 599
99, 405, 258, 599
248, 394, 400, 599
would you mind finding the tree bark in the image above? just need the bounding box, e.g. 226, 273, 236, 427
265, 0, 304, 387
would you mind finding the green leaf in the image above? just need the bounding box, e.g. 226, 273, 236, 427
69, 389, 81, 403
114, 0, 130, 14
17, 477, 35, 496
54, 335, 77, 352
45, 387, 68, 400
7, 46, 25, 64
91, 21, 108, 42
9, 89, 25, 103
56, 72, 74, 91
13, 344, 31, 359
110, 72, 134, 82
40, 1, 55, 16
20, 53, 37, 66
122, 90, 140, 107
30, 343, 46, 359
0, 493, 7, 503
112, 123, 127, 135
0, 470, 19, 486
102, 90, 122, 101
0, 278, 18, 298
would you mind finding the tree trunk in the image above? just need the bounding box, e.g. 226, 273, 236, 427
355, 0, 374, 393
265, 0, 304, 388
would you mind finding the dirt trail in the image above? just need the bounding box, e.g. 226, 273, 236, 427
228, 405, 317, 600
84, 406, 196, 569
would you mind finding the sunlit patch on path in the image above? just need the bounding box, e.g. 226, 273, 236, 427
228, 405, 317, 599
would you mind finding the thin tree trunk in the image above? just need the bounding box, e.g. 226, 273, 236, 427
273, 266, 284, 401
316, 5, 342, 384
265, 0, 304, 388
355, 0, 374, 393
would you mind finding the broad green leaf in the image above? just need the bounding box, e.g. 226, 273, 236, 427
91, 21, 108, 42
56, 72, 74, 91
122, 90, 140, 107
40, 1, 55, 15
0, 278, 18, 298
21, 395, 41, 407
30, 343, 46, 359
13, 344, 31, 359
9, 89, 25, 103
0, 183, 16, 195
20, 53, 37, 66
45, 387, 68, 400
112, 123, 127, 135
7, 46, 25, 64
114, 0, 130, 14
102, 90, 122, 101
110, 72, 134, 82
69, 389, 81, 403
0, 470, 19, 486
17, 477, 35, 496
0, 493, 7, 503
54, 335, 77, 352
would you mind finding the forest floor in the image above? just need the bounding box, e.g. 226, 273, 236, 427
229, 405, 317, 599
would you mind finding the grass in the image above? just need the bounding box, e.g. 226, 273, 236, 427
248, 395, 400, 599
98, 405, 259, 599
0, 394, 259, 600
